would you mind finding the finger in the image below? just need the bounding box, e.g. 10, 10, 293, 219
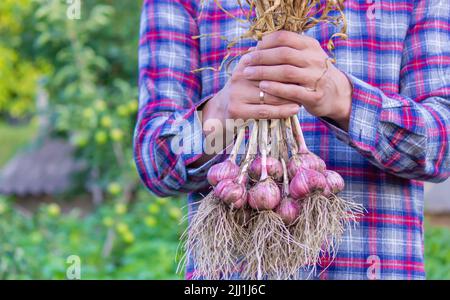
236, 103, 300, 120
257, 31, 317, 51
259, 81, 323, 107
243, 86, 296, 106
243, 65, 318, 85
234, 47, 258, 72
246, 47, 307, 68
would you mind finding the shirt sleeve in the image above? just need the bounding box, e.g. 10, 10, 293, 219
323, 0, 450, 183
134, 0, 224, 197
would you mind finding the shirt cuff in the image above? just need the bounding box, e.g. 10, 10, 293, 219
321, 72, 383, 155
184, 93, 228, 178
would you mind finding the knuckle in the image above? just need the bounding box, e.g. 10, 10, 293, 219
275, 31, 290, 45
231, 71, 242, 82
316, 90, 324, 100
227, 104, 239, 118
285, 66, 299, 82
313, 38, 321, 47
253, 51, 263, 64
257, 108, 271, 119
305, 36, 320, 47
312, 55, 325, 66
256, 67, 264, 79
314, 90, 325, 100
280, 47, 294, 63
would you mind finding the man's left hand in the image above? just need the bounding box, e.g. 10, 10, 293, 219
241, 31, 353, 130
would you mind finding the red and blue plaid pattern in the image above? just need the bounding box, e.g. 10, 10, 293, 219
134, 0, 450, 279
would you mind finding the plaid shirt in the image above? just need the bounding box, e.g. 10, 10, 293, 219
134, 0, 450, 279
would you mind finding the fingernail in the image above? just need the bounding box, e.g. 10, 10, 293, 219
260, 81, 269, 90
243, 67, 255, 76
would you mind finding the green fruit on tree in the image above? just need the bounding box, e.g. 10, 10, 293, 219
73, 132, 89, 148
168, 207, 182, 220
156, 198, 168, 205
128, 101, 138, 113
122, 231, 135, 244
115, 203, 127, 215
117, 105, 129, 117
95, 130, 108, 145
102, 217, 114, 227
116, 222, 129, 234
108, 182, 122, 195
95, 100, 107, 112
144, 216, 157, 228
111, 128, 124, 142
147, 203, 160, 214
100, 116, 113, 128
82, 108, 96, 120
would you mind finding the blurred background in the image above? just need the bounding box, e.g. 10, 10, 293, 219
0, 0, 448, 280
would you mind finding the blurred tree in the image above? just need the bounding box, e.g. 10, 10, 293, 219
28, 0, 141, 195
0, 0, 148, 260
0, 0, 49, 118
26, 0, 144, 256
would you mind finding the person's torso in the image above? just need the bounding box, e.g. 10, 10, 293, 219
189, 0, 425, 279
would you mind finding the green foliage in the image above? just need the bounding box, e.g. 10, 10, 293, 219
28, 0, 141, 195
1, 190, 449, 279
424, 225, 450, 279
18, 1, 144, 266
0, 0, 49, 118
0, 195, 185, 279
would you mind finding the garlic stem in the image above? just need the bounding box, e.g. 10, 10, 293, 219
292, 115, 309, 154
283, 118, 298, 155
270, 119, 280, 159
281, 158, 289, 198
274, 119, 283, 161
229, 125, 246, 163
279, 120, 290, 163
259, 119, 269, 181
237, 120, 259, 184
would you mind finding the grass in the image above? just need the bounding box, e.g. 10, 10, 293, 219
424, 223, 450, 279
0, 121, 37, 167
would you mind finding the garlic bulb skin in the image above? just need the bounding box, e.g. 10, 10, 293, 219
249, 156, 284, 181
289, 167, 311, 200
248, 178, 281, 210
214, 179, 247, 208
290, 167, 327, 200
276, 197, 300, 226
324, 170, 345, 194
207, 160, 240, 186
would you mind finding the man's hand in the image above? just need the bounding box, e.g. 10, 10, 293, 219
241, 31, 353, 130
203, 48, 300, 125
193, 47, 300, 167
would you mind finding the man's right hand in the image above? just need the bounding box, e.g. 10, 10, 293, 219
202, 48, 300, 126
190, 49, 300, 167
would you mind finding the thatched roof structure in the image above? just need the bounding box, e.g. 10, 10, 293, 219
0, 138, 82, 196
425, 181, 450, 214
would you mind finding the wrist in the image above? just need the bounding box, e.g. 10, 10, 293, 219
201, 91, 227, 128
326, 68, 353, 131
